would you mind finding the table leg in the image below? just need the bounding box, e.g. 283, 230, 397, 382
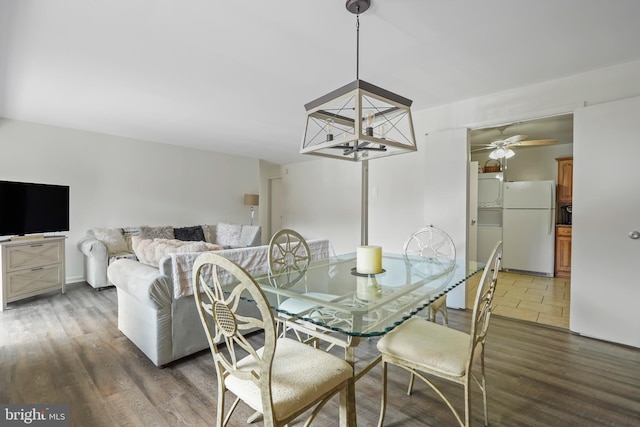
340, 337, 360, 427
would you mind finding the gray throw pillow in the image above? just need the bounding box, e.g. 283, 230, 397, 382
139, 225, 174, 240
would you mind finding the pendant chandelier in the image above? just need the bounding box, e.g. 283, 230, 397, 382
300, 0, 417, 161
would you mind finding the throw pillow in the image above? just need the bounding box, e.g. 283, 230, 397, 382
139, 225, 174, 240
91, 227, 128, 254
216, 223, 242, 247
174, 226, 205, 242
201, 224, 217, 244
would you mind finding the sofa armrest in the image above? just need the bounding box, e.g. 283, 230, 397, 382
77, 236, 108, 259
77, 236, 111, 288
108, 259, 173, 309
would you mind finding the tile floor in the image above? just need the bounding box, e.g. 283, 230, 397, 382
466, 270, 570, 329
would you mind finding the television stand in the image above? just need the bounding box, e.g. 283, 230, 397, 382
1, 236, 66, 311
10, 234, 45, 241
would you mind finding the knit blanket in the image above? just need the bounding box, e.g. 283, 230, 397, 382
170, 239, 333, 299
131, 236, 222, 268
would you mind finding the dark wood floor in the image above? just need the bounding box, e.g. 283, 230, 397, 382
1, 283, 639, 426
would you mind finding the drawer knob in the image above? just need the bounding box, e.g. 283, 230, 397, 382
629, 231, 640, 240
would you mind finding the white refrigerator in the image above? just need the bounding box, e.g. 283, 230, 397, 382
502, 181, 555, 276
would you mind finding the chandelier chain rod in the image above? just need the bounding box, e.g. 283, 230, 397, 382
356, 7, 360, 80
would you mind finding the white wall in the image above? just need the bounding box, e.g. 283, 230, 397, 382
0, 118, 260, 283
280, 159, 361, 254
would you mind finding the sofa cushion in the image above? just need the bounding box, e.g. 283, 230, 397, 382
139, 225, 175, 240
91, 227, 129, 254
216, 223, 242, 247
132, 236, 222, 267
174, 226, 205, 242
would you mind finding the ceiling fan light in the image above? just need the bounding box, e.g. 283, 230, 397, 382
504, 148, 515, 158
489, 148, 505, 159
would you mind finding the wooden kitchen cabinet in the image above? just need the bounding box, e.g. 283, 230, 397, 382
555, 226, 572, 278
556, 157, 573, 204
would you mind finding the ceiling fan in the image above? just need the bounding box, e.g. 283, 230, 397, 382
472, 125, 557, 159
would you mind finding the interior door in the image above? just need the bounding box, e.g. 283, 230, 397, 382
571, 96, 640, 348
268, 177, 283, 240
424, 128, 470, 309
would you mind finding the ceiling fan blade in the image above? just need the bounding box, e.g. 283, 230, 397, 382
518, 139, 558, 146
503, 134, 528, 144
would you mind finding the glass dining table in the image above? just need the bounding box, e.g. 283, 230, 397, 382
251, 252, 485, 426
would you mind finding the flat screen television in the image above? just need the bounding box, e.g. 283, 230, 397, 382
0, 180, 70, 236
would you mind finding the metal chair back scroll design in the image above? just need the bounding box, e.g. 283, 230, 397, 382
268, 228, 311, 289
403, 225, 456, 326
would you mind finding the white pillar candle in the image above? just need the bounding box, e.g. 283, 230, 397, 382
357, 245, 382, 274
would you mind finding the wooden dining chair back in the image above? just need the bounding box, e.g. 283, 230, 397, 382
377, 241, 503, 427
403, 225, 456, 326
192, 252, 352, 427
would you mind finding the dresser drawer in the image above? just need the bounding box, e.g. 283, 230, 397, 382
6, 241, 63, 272
6, 264, 63, 301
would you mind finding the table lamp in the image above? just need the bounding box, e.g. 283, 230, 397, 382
244, 194, 259, 226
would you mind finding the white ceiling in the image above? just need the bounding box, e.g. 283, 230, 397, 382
1, 0, 640, 165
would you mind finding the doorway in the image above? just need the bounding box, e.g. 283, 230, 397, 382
468, 114, 573, 329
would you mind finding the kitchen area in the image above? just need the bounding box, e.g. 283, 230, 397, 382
470, 115, 573, 328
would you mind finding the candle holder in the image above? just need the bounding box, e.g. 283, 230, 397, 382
350, 267, 386, 277
355, 274, 382, 301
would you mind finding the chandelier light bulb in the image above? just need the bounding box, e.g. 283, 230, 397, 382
366, 113, 374, 136
326, 119, 334, 142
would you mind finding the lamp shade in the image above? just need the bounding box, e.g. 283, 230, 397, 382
243, 194, 259, 206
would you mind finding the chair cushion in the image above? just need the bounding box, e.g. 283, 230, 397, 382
225, 338, 352, 421
377, 317, 471, 377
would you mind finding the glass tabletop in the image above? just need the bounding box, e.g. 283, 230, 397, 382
252, 252, 485, 337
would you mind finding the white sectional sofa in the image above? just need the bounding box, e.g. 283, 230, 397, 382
106, 237, 332, 367
77, 223, 261, 289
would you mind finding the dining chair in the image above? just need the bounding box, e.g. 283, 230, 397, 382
403, 225, 456, 326
377, 241, 502, 427
192, 252, 352, 427
268, 229, 337, 323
